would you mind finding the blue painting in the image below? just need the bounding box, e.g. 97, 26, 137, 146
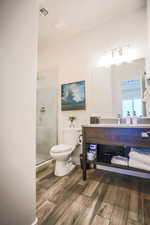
61, 81, 86, 110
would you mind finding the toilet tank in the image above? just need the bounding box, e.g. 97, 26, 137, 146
62, 128, 81, 146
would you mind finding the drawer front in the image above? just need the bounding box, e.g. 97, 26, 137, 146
84, 127, 150, 148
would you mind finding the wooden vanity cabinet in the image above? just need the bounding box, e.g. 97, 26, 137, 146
82, 126, 150, 180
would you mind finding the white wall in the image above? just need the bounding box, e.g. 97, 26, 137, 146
0, 1, 38, 225
39, 8, 147, 143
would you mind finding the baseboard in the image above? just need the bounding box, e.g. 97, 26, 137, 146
31, 217, 38, 225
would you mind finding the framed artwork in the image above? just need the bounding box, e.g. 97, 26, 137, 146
61, 81, 86, 111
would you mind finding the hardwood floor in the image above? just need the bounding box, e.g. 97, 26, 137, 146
36, 164, 150, 225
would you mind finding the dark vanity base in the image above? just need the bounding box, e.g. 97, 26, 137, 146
82, 126, 150, 180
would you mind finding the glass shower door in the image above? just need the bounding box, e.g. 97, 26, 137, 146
36, 74, 58, 165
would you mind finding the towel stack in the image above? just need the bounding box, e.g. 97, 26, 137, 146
129, 148, 150, 171
111, 156, 128, 166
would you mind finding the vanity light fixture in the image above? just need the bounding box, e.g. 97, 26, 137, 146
98, 45, 136, 67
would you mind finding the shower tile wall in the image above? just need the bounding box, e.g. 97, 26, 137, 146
36, 73, 58, 165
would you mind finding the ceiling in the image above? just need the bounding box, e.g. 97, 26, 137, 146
38, 0, 146, 48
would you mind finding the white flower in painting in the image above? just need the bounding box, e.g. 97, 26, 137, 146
73, 90, 82, 102
71, 84, 82, 102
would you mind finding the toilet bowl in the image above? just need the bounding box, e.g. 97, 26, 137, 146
50, 144, 75, 176
50, 128, 81, 176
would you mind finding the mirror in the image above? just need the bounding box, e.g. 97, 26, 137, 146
91, 58, 146, 118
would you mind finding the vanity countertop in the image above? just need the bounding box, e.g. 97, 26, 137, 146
82, 124, 150, 128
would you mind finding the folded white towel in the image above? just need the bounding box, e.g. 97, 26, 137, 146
129, 159, 150, 171
111, 156, 128, 166
129, 150, 150, 166
131, 148, 150, 154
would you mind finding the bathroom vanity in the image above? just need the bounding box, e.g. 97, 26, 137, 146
82, 124, 150, 180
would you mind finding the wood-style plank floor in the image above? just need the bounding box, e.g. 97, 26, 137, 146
36, 164, 150, 225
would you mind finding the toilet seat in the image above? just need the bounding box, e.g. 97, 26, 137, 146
51, 144, 73, 153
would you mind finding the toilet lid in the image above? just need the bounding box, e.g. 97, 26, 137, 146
51, 144, 73, 153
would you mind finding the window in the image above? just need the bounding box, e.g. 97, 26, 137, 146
122, 78, 143, 117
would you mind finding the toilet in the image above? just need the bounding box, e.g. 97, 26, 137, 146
50, 128, 82, 176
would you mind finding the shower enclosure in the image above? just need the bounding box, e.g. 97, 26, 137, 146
36, 72, 58, 165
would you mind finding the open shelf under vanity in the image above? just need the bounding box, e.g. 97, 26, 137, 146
86, 144, 150, 174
